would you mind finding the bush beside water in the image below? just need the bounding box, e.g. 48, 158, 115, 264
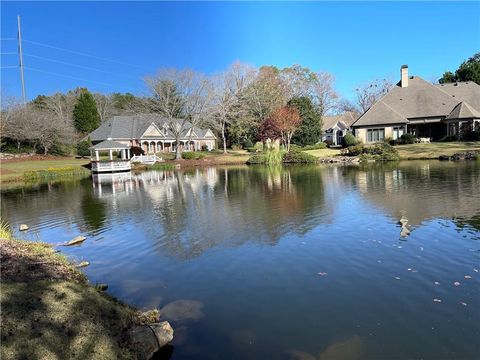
181, 152, 206, 160
341, 143, 399, 161
247, 148, 317, 165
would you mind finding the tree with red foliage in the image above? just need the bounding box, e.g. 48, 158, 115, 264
258, 115, 281, 142
270, 106, 301, 151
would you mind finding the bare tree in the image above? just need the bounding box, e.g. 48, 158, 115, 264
312, 71, 338, 115
94, 93, 116, 123
144, 68, 213, 160
40, 93, 76, 125
211, 61, 255, 153
1, 97, 36, 151
35, 107, 75, 154
354, 78, 393, 113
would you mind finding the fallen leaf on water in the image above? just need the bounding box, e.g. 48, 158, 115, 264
407, 268, 412, 271
433, 299, 442, 303
434, 282, 440, 285
464, 275, 472, 279
474, 269, 479, 273
395, 277, 401, 280
454, 281, 461, 286
317, 272, 328, 276
460, 302, 468, 306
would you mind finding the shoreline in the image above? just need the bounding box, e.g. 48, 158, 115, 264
1, 143, 479, 185
0, 235, 173, 360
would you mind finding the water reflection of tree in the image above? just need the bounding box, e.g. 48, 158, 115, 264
137, 166, 328, 260
80, 181, 107, 233
342, 161, 480, 227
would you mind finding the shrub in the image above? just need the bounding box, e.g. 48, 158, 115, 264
242, 138, 253, 148
282, 149, 317, 163
76, 140, 91, 157
231, 144, 242, 151
254, 142, 264, 152
342, 144, 365, 156
461, 130, 480, 141
361, 143, 399, 161
302, 143, 327, 150
397, 133, 416, 144
182, 152, 196, 160
196, 153, 206, 160
246, 147, 257, 153
246, 154, 266, 164
342, 133, 358, 147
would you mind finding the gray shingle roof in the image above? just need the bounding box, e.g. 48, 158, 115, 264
353, 76, 480, 128
90, 140, 130, 150
436, 82, 480, 113
322, 112, 358, 131
354, 100, 408, 126
88, 114, 216, 142
446, 102, 480, 120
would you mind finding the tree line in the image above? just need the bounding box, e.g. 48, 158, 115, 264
9, 54, 478, 157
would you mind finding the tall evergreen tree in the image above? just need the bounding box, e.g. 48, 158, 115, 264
288, 96, 322, 146
73, 89, 101, 133
439, 53, 480, 85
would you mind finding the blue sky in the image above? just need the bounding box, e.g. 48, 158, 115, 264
1, 1, 479, 101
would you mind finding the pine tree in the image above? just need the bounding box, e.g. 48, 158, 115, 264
73, 89, 101, 133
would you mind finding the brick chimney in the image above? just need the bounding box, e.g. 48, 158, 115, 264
400, 65, 408, 88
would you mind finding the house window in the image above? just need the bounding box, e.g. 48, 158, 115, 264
367, 128, 385, 143
392, 126, 405, 140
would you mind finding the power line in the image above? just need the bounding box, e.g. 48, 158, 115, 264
24, 53, 142, 80
25, 66, 138, 91
23, 39, 156, 72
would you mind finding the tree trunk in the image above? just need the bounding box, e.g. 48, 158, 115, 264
222, 121, 227, 154
44, 146, 48, 155
175, 136, 182, 160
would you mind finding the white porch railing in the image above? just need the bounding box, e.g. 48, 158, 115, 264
91, 160, 131, 173
130, 154, 164, 164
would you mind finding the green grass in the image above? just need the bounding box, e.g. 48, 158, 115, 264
303, 148, 342, 158
1, 158, 90, 183
395, 142, 480, 159
0, 234, 159, 360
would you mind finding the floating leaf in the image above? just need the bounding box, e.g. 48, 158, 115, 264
464, 275, 472, 279
317, 272, 328, 276
460, 302, 468, 306
395, 277, 401, 280
433, 299, 442, 303
434, 282, 440, 285
453, 281, 461, 286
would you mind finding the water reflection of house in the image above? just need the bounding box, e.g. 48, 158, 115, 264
353, 162, 480, 227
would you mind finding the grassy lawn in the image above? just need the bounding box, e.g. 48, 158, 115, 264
0, 158, 90, 183
304, 148, 342, 158
0, 236, 144, 360
396, 142, 480, 159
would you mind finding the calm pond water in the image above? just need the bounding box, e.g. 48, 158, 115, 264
2, 161, 480, 360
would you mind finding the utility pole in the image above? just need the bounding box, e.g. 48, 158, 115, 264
17, 15, 26, 104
